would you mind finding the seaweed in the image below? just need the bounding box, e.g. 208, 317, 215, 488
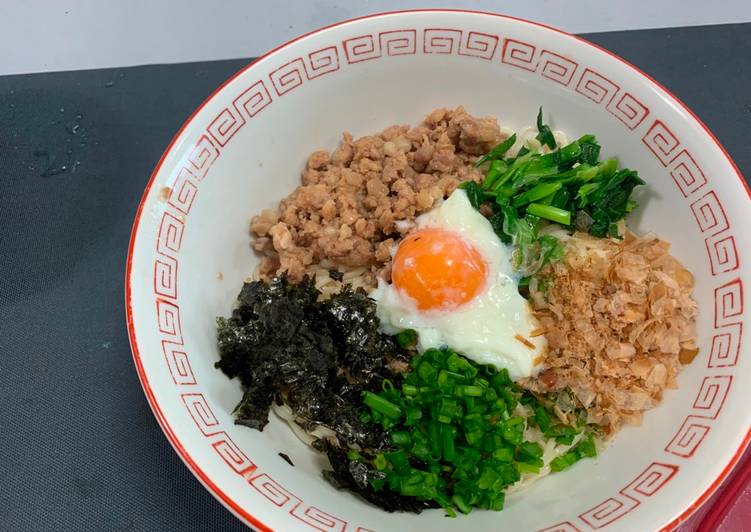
215, 275, 401, 450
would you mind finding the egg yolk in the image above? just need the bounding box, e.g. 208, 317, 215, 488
391, 228, 488, 311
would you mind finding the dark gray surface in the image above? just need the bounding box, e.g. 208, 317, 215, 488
0, 23, 748, 532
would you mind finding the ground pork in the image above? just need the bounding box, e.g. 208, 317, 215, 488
250, 107, 502, 284
521, 231, 699, 435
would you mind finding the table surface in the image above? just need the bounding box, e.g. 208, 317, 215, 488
0, 23, 749, 532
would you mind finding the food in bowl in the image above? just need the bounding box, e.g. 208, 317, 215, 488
215, 107, 698, 517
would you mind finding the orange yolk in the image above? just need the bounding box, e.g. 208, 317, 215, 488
391, 228, 488, 312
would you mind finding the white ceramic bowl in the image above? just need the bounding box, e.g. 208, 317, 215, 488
126, 10, 750, 531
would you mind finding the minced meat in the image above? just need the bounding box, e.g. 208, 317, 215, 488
250, 107, 504, 284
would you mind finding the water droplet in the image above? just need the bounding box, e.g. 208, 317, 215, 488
59, 107, 64, 113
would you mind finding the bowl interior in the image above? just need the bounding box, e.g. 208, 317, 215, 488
127, 11, 750, 531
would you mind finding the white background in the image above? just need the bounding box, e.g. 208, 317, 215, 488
2, 0, 751, 76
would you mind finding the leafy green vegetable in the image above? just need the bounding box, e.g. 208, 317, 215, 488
475, 134, 517, 167
458, 181, 483, 210
535, 107, 557, 150
395, 328, 418, 349
463, 108, 646, 276
355, 347, 591, 517
549, 433, 598, 472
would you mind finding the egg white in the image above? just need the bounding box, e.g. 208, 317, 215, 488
371, 189, 545, 380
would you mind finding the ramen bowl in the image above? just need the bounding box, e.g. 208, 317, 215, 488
126, 9, 750, 531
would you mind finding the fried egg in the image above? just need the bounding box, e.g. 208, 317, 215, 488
371, 188, 545, 380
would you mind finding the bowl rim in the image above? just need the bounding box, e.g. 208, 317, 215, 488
125, 8, 750, 531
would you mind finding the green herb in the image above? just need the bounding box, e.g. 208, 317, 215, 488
461, 108, 646, 276
549, 433, 597, 472
358, 347, 591, 517
535, 107, 557, 150
458, 181, 483, 210
475, 134, 517, 167
395, 328, 418, 349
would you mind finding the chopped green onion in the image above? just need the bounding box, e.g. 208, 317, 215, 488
359, 346, 594, 517
390, 431, 411, 447
362, 391, 402, 419
402, 384, 418, 396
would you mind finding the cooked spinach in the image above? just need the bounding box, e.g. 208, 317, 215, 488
465, 108, 646, 276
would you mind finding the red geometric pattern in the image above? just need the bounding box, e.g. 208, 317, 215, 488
248, 474, 350, 530
669, 150, 707, 198
269, 48, 342, 97
423, 28, 462, 54
607, 92, 649, 130
156, 212, 184, 256
691, 191, 729, 236
537, 522, 581, 532
154, 255, 178, 299
424, 28, 499, 60
621, 463, 679, 498
579, 463, 677, 528
139, 24, 746, 532
233, 80, 273, 119
187, 134, 220, 179
579, 495, 639, 529
182, 393, 221, 436
458, 31, 499, 60
270, 58, 307, 96
641, 120, 680, 166
249, 473, 299, 507
343, 34, 381, 63
665, 416, 712, 458
207, 106, 245, 147
168, 167, 199, 215
715, 278, 744, 327
709, 323, 743, 367
290, 504, 347, 532
212, 433, 257, 476
501, 38, 538, 71
539, 50, 578, 86
576, 68, 619, 105
156, 298, 182, 340
306, 46, 339, 78
161, 340, 196, 385
692, 375, 732, 419
379, 29, 417, 56
705, 233, 739, 275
